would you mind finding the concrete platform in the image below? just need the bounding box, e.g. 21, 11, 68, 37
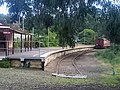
0, 45, 94, 70
6, 47, 61, 59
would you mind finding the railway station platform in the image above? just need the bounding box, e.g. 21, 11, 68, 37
1, 45, 94, 70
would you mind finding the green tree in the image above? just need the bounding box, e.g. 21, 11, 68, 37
100, 1, 120, 44
49, 30, 59, 47
6, 0, 32, 23
5, 0, 104, 47
79, 29, 97, 44
105, 6, 120, 44
33, 28, 59, 47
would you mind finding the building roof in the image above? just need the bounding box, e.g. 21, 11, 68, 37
0, 23, 3, 25
0, 23, 31, 35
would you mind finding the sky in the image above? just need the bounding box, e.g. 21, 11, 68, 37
0, 1, 119, 15
0, 3, 8, 15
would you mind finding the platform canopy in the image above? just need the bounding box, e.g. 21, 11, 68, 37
0, 23, 31, 35
0, 23, 33, 56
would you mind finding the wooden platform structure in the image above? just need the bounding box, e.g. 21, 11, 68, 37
0, 23, 32, 56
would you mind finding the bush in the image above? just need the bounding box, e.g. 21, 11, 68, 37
0, 58, 10, 68
102, 45, 120, 64
95, 45, 120, 76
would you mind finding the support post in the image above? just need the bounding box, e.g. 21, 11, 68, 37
5, 35, 8, 56
30, 35, 32, 51
8, 35, 9, 55
20, 34, 22, 52
28, 34, 29, 51
12, 31, 15, 54
25, 34, 26, 52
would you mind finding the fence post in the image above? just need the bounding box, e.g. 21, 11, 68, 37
12, 31, 15, 54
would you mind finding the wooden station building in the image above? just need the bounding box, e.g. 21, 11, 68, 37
0, 23, 32, 56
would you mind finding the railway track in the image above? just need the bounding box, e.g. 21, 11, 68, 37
52, 48, 94, 78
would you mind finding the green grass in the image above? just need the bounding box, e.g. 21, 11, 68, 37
95, 46, 120, 86
40, 75, 120, 86
95, 75, 120, 86
47, 77, 94, 86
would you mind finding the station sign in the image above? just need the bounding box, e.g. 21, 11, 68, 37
3, 32, 11, 34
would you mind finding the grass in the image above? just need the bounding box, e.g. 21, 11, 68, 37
0, 68, 119, 87
0, 68, 95, 87
95, 45, 120, 86
95, 75, 120, 86
40, 75, 120, 87
46, 77, 94, 86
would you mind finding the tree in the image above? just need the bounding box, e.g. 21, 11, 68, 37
0, 14, 11, 25
33, 30, 59, 47
48, 30, 59, 47
101, 1, 120, 44
5, 0, 104, 47
0, 0, 3, 6
52, 0, 101, 48
79, 29, 97, 44
6, 0, 32, 23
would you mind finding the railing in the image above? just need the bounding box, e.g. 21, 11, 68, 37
0, 40, 43, 56
0, 40, 59, 56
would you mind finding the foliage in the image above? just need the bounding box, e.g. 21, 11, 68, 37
33, 29, 59, 47
0, 14, 11, 25
96, 45, 120, 76
6, 0, 32, 23
4, 0, 102, 47
3, 0, 120, 46
79, 29, 97, 44
14, 38, 21, 48
97, 75, 120, 86
0, 58, 10, 68
99, 1, 120, 44
49, 30, 59, 47
96, 45, 120, 64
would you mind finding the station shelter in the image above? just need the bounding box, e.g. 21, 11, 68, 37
0, 23, 32, 56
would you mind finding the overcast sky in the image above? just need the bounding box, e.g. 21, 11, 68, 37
0, 3, 8, 15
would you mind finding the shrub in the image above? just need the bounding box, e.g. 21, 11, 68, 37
0, 58, 10, 68
95, 45, 120, 76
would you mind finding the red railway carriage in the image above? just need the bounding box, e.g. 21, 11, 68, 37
94, 38, 110, 49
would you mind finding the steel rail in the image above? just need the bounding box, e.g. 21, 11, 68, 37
56, 48, 93, 75
72, 50, 93, 75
